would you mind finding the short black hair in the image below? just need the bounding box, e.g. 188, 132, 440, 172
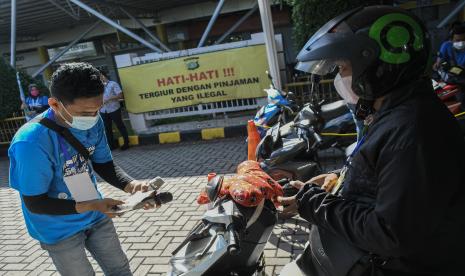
50, 62, 104, 105
452, 25, 465, 36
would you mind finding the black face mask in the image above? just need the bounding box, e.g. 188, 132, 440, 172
355, 99, 375, 120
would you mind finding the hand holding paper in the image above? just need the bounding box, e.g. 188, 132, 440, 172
111, 177, 171, 214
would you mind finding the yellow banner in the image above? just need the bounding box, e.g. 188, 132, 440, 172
118, 45, 270, 113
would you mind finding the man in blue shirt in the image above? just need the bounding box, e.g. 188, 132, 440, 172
9, 62, 155, 276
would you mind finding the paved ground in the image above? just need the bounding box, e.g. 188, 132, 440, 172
0, 138, 344, 276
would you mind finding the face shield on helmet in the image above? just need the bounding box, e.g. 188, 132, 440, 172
295, 59, 338, 76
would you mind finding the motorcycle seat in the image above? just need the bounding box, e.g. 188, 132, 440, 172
321, 100, 349, 121
267, 138, 307, 166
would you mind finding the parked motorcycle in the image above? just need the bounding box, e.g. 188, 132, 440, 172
432, 79, 462, 115
254, 72, 299, 137
433, 62, 465, 114
256, 97, 356, 183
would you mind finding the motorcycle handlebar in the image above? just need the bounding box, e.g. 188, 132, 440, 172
227, 224, 241, 256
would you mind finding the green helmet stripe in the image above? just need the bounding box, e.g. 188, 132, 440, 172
369, 13, 424, 64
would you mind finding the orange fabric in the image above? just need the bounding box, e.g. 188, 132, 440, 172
237, 160, 262, 174
197, 161, 283, 208
197, 189, 210, 205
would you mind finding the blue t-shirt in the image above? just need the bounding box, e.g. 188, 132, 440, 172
25, 96, 49, 121
439, 41, 465, 67
25, 95, 49, 109
8, 109, 112, 244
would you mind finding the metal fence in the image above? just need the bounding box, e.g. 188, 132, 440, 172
0, 115, 26, 145
145, 98, 259, 120
284, 79, 340, 106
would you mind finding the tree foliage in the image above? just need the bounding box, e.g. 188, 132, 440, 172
284, 0, 383, 49
0, 58, 50, 120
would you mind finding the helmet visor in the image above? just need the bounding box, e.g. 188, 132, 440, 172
295, 59, 338, 75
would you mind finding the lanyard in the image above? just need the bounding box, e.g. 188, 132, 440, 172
48, 110, 80, 171
348, 134, 367, 159
332, 126, 369, 195
57, 135, 76, 169
31, 97, 40, 106
345, 124, 369, 162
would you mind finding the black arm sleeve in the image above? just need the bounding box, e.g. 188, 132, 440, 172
92, 161, 134, 191
22, 194, 78, 215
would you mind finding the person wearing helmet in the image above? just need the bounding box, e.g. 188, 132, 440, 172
279, 6, 465, 276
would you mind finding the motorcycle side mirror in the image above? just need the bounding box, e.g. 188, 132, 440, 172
266, 70, 273, 80
206, 176, 224, 203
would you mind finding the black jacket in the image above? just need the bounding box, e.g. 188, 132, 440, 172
296, 79, 465, 275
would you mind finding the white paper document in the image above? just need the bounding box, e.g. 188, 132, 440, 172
63, 173, 100, 202
109, 177, 166, 214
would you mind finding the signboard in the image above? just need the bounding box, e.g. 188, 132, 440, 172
47, 41, 97, 61
2, 51, 42, 69
118, 44, 270, 113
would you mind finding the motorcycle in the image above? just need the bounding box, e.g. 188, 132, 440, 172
168, 174, 279, 276
432, 79, 462, 115
254, 72, 299, 138
257, 97, 356, 184
433, 62, 465, 114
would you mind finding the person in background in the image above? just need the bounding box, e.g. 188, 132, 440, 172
22, 84, 49, 121
99, 72, 130, 150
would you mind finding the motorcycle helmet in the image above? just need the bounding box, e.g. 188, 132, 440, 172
295, 6, 431, 118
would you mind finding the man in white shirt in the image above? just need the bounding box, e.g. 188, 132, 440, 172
99, 72, 130, 150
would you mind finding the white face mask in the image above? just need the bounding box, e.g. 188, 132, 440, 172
58, 102, 99, 130
453, 41, 465, 50
333, 73, 359, 105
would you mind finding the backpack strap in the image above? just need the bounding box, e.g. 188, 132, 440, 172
38, 117, 91, 161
